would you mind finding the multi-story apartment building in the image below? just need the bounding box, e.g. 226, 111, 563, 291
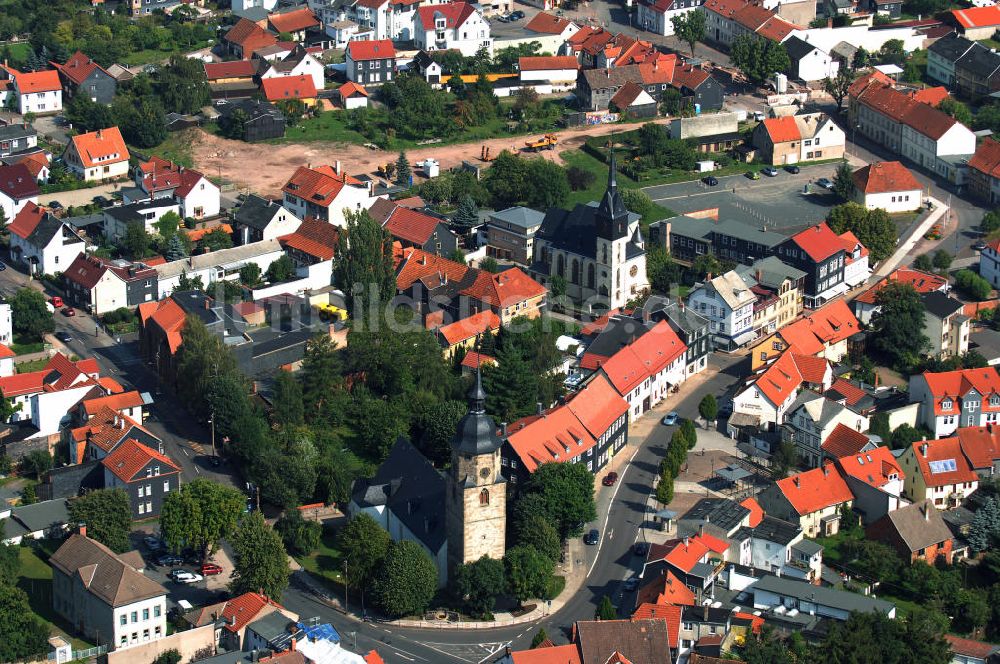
775, 223, 846, 309
687, 271, 756, 351
909, 367, 1000, 437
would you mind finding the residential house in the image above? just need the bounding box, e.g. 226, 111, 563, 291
7, 202, 85, 276
678, 496, 760, 540
784, 36, 839, 82
822, 421, 878, 460
63, 127, 130, 182
0, 498, 70, 544
775, 223, 847, 308
523, 12, 580, 47
260, 75, 318, 104
499, 619, 672, 664
982, 237, 1000, 288
6, 151, 51, 184
701, 0, 798, 48
338, 81, 369, 109
867, 500, 954, 564
908, 367, 1000, 436
518, 55, 579, 91
732, 350, 804, 427
851, 160, 923, 213
923, 290, 971, 359
751, 113, 845, 166
268, 7, 321, 41
435, 310, 501, 356
282, 163, 382, 227
838, 230, 870, 289
63, 255, 158, 315
955, 424, 1000, 479
1, 66, 62, 114
655, 297, 713, 377
344, 39, 397, 87
50, 531, 167, 650
757, 463, 854, 536
72, 390, 149, 428
337, 0, 422, 42
853, 267, 948, 324
750, 299, 860, 369
233, 194, 302, 245
217, 98, 286, 142
834, 444, 905, 524
597, 320, 688, 419
734, 514, 823, 582
205, 59, 258, 100
869, 0, 902, 17
70, 404, 162, 464
687, 271, 756, 351
133, 156, 221, 220
644, 533, 730, 595
102, 439, 180, 520
53, 51, 116, 105
954, 42, 1000, 100
927, 34, 976, 86
349, 438, 448, 584
576, 61, 724, 113
152, 240, 286, 297
0, 122, 38, 158
485, 206, 544, 264
637, 0, 705, 37
129, 0, 181, 15
949, 5, 1000, 40
413, 3, 492, 57
734, 257, 806, 343
369, 198, 458, 255
103, 199, 181, 242
0, 162, 39, 223
258, 44, 325, 95
898, 437, 979, 507
750, 574, 896, 619
945, 635, 1000, 664
502, 374, 629, 486
224, 18, 279, 59
782, 391, 868, 468
182, 592, 295, 652
653, 216, 784, 265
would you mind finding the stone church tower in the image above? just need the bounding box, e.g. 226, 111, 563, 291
445, 368, 506, 571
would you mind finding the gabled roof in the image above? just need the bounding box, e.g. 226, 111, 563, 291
347, 39, 396, 61
775, 464, 853, 515
282, 165, 360, 208
610, 81, 652, 109
785, 222, 843, 262
279, 217, 339, 261
908, 86, 949, 106
871, 500, 953, 553
225, 18, 279, 51
6, 200, 46, 239
784, 35, 819, 61
778, 299, 860, 356
519, 55, 579, 71
854, 267, 946, 304
102, 438, 179, 483
835, 445, 903, 488
49, 533, 165, 607
791, 353, 829, 385
969, 137, 1000, 179
416, 3, 477, 31
204, 60, 257, 80
928, 34, 976, 61
825, 378, 868, 406
506, 399, 597, 473
822, 423, 873, 458
139, 297, 186, 354
574, 619, 672, 664
525, 12, 576, 34
370, 198, 447, 247
944, 635, 1000, 661
54, 51, 110, 86
635, 566, 696, 607
955, 425, 1000, 470
436, 310, 500, 346
565, 374, 629, 440
908, 436, 979, 487
268, 7, 319, 33
82, 390, 145, 417
852, 161, 922, 194
753, 351, 802, 407
5, 66, 61, 93
261, 75, 317, 101
68, 127, 129, 170
740, 497, 764, 527
631, 604, 682, 650
510, 644, 582, 664
338, 81, 368, 98
463, 266, 547, 309
951, 5, 1000, 29
0, 162, 40, 200
920, 367, 1000, 405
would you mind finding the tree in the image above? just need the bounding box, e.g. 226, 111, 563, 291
731, 35, 790, 86
300, 334, 343, 424
240, 263, 262, 287
621, 188, 653, 219
524, 158, 569, 210
939, 97, 972, 126
647, 247, 680, 294
530, 629, 549, 649
827, 202, 897, 262
824, 69, 859, 112
155, 55, 211, 114
123, 220, 150, 260
567, 165, 596, 191
165, 234, 188, 262
113, 95, 167, 148
11, 288, 54, 340
153, 211, 181, 240
819, 608, 950, 664
266, 254, 296, 283
339, 512, 391, 592
890, 423, 923, 450
451, 555, 505, 617
656, 467, 674, 504
523, 462, 596, 540
932, 249, 953, 271
200, 228, 233, 252
274, 509, 322, 556
453, 194, 479, 229
277, 98, 308, 127
660, 88, 683, 117
152, 650, 182, 664
515, 512, 561, 563
160, 479, 246, 559
229, 511, 291, 600
68, 488, 131, 553
0, 524, 19, 587
334, 208, 396, 315
832, 161, 856, 201
504, 545, 553, 606
372, 540, 438, 618
480, 256, 500, 273
698, 394, 718, 424
771, 440, 798, 479
671, 10, 706, 57
272, 370, 304, 428
955, 269, 993, 301
878, 39, 906, 67
0, 584, 49, 662
871, 283, 928, 370
219, 107, 248, 140
595, 595, 617, 620
914, 253, 934, 272
395, 151, 412, 187
21, 450, 51, 477
418, 400, 466, 466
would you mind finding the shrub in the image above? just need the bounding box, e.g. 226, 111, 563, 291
543, 574, 565, 600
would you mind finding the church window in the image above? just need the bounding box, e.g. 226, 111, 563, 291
587, 264, 595, 289
557, 254, 565, 278
479, 488, 490, 506
571, 259, 580, 284
602, 245, 608, 264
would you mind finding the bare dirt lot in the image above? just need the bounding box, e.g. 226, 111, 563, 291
188, 116, 673, 196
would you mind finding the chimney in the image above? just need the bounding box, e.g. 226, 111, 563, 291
920, 442, 928, 457
703, 605, 709, 621
924, 504, 931, 521
756, 269, 762, 282
699, 523, 704, 536
793, 476, 800, 488
683, 536, 689, 548
822, 465, 829, 477
77, 523, 87, 537
706, 272, 713, 281
827, 17, 832, 27
335, 160, 342, 175
96, 128, 102, 139
537, 402, 543, 415
289, 638, 296, 652
501, 422, 507, 436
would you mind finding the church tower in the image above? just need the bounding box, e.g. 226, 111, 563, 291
445, 368, 506, 571
595, 149, 634, 308
596, 149, 630, 242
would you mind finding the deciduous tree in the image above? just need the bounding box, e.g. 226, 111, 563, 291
334, 208, 396, 315
68, 488, 131, 553
272, 370, 304, 428
274, 509, 322, 556
11, 288, 54, 340
823, 68, 858, 111
155, 55, 211, 114
230, 511, 290, 600
516, 513, 562, 563
372, 540, 438, 618
451, 555, 505, 617
160, 479, 246, 559
339, 513, 392, 592
671, 10, 706, 57
698, 394, 718, 424
525, 462, 597, 539
504, 545, 553, 606
0, 584, 49, 662
871, 282, 928, 370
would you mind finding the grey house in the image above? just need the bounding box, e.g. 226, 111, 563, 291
775, 224, 846, 308
0, 123, 38, 158
869, 0, 901, 18
217, 99, 286, 142
486, 206, 544, 265
647, 296, 712, 376
102, 438, 180, 520
54, 51, 117, 105
927, 34, 976, 86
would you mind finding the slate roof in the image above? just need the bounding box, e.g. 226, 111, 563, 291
49, 533, 165, 607
681, 497, 750, 533
0, 122, 36, 143
752, 574, 895, 614
489, 206, 544, 230
872, 500, 952, 553
9, 498, 69, 534
922, 290, 964, 319
955, 42, 1000, 78
928, 34, 976, 61
234, 194, 289, 231
350, 438, 446, 552
574, 619, 672, 664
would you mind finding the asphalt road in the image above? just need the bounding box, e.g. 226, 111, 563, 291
277, 354, 746, 663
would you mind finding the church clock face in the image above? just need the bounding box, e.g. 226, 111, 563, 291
630, 265, 638, 277
480, 467, 491, 479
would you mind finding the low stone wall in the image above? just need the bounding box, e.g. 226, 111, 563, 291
102, 624, 216, 664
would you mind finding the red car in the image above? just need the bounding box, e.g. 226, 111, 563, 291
50, 296, 64, 308
62, 307, 76, 317
602, 471, 618, 486
200, 563, 223, 576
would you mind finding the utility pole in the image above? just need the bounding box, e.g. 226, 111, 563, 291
210, 410, 216, 458
343, 560, 348, 612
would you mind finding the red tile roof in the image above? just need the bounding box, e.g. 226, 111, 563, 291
778, 299, 860, 356
969, 138, 1000, 179
909, 86, 949, 106
268, 8, 320, 33
525, 12, 575, 34
776, 464, 853, 515
261, 75, 317, 101
395, 246, 469, 290
909, 437, 979, 487
787, 222, 843, 262
662, 534, 719, 573
82, 391, 144, 417
757, 15, 798, 41
951, 5, 1000, 28
854, 268, 946, 304
852, 161, 922, 194
753, 351, 802, 408
55, 51, 109, 86
7, 201, 46, 239
822, 423, 873, 458
140, 298, 187, 354
762, 118, 799, 148
417, 3, 477, 31
68, 127, 129, 170
436, 310, 501, 346
347, 39, 396, 61
16, 152, 49, 181
370, 200, 445, 246
847, 70, 893, 99
464, 268, 547, 310
733, 3, 775, 30
791, 353, 829, 385
0, 163, 40, 201
955, 425, 1000, 470
565, 374, 629, 440
826, 378, 868, 406
102, 438, 179, 482
6, 67, 61, 93
0, 344, 14, 360
920, 367, 1000, 415
338, 81, 368, 98
279, 217, 339, 261
631, 603, 683, 649
282, 165, 358, 208
225, 18, 278, 52
204, 60, 257, 80
506, 401, 597, 473
945, 634, 999, 660
610, 81, 650, 109
635, 568, 696, 607
510, 644, 582, 664
0, 370, 47, 397
363, 652, 386, 664
835, 444, 903, 488
740, 496, 764, 527
460, 351, 496, 370
837, 230, 868, 261
518, 55, 579, 71
221, 592, 284, 633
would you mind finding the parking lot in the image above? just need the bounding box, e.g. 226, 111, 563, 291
129, 532, 233, 612
643, 162, 844, 236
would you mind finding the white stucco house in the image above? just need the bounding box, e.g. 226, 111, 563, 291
7, 202, 86, 276
908, 367, 1000, 437
2, 67, 63, 115
413, 2, 492, 56
784, 36, 839, 82
980, 238, 1000, 289
851, 161, 923, 213
733, 351, 804, 427
63, 127, 130, 182
636, 0, 703, 36
281, 163, 384, 228
0, 162, 39, 223
598, 320, 688, 419
687, 271, 756, 351
259, 45, 326, 93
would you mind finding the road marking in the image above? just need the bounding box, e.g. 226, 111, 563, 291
589, 445, 642, 577
182, 448, 190, 457
194, 466, 200, 474
607, 528, 613, 540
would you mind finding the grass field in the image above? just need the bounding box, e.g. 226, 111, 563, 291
141, 130, 197, 168
18, 547, 94, 650
16, 357, 49, 373
560, 149, 674, 226
295, 525, 346, 596
120, 40, 216, 67
10, 334, 45, 356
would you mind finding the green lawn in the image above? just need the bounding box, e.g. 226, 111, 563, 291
10, 335, 45, 356
120, 40, 216, 67
16, 357, 49, 373
140, 130, 197, 168
560, 149, 674, 227
270, 112, 370, 146
5, 42, 30, 64
295, 525, 346, 595
18, 547, 94, 649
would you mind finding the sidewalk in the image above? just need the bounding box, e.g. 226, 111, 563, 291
871, 196, 947, 280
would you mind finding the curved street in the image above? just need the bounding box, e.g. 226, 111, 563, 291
278, 355, 744, 663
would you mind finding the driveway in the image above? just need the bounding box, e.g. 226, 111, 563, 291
40, 182, 124, 209
31, 114, 70, 146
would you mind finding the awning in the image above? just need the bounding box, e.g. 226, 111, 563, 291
816, 282, 850, 302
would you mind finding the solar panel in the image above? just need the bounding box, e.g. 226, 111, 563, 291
928, 459, 957, 474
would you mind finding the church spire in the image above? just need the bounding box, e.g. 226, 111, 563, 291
607, 146, 618, 194
596, 142, 629, 239
468, 364, 486, 414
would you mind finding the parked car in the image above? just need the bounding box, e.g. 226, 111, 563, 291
661, 412, 678, 426
584, 529, 600, 545
495, 14, 508, 21
816, 177, 834, 189
974, 240, 988, 251
55, 331, 73, 343
0, 263, 6, 272
633, 541, 650, 556
718, 399, 734, 418
48, 200, 63, 211
157, 554, 184, 566
200, 563, 224, 576
602, 471, 618, 486
623, 577, 640, 591
509, 10, 525, 19
143, 536, 163, 550
762, 167, 778, 177
745, 171, 760, 180
785, 165, 800, 174
170, 569, 204, 584
50, 296, 64, 308
92, 195, 111, 207
62, 307, 76, 317
702, 176, 719, 186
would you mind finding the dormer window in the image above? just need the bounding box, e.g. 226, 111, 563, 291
942, 398, 952, 410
